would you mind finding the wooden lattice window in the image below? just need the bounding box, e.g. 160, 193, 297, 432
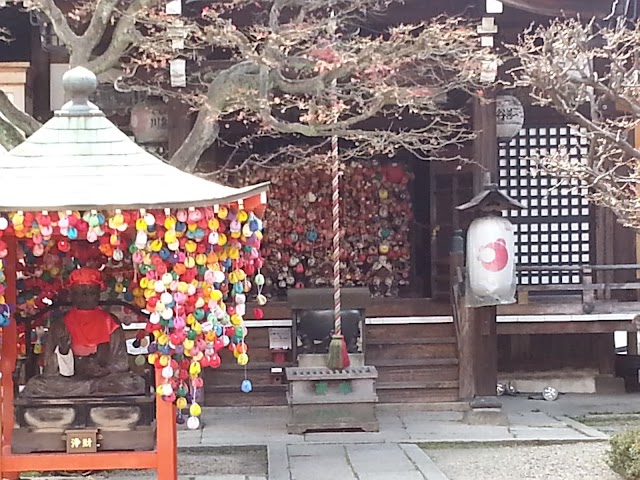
498, 126, 592, 286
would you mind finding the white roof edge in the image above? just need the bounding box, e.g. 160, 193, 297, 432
0, 181, 270, 212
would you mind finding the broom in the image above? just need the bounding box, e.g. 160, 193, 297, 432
326, 132, 350, 371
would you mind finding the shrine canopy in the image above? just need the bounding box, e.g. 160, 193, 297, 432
0, 66, 269, 212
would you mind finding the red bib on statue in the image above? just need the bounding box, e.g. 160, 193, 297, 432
64, 308, 119, 356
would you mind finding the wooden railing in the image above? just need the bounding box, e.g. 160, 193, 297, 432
516, 264, 640, 313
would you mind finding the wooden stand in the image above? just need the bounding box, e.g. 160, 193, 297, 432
0, 237, 178, 479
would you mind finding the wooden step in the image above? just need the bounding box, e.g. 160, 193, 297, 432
367, 357, 458, 368
366, 343, 457, 361
203, 390, 287, 407
367, 337, 456, 346
377, 380, 458, 390
367, 323, 456, 340
376, 364, 458, 384
376, 387, 459, 403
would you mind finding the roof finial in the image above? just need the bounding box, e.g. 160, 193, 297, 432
60, 66, 99, 114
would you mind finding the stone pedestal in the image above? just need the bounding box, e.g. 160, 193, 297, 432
12, 395, 156, 453
462, 396, 508, 426
286, 354, 379, 434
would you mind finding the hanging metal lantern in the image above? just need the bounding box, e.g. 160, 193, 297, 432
496, 95, 524, 143
130, 99, 169, 144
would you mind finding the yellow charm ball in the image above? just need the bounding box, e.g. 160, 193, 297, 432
237, 353, 249, 366
189, 362, 201, 375
176, 397, 188, 409
237, 210, 248, 222
210, 290, 223, 302
190, 403, 202, 417
165, 230, 177, 244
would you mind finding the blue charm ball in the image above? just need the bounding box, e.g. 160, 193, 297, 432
241, 379, 253, 393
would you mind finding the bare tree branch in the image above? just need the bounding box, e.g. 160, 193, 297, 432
510, 18, 640, 229
3, 0, 494, 177
0, 91, 42, 136
82, 0, 121, 51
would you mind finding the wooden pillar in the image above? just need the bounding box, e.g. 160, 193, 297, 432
155, 369, 178, 480
597, 333, 616, 376
628, 332, 638, 355
1, 237, 18, 480
470, 94, 499, 400
29, 26, 51, 122
472, 95, 498, 188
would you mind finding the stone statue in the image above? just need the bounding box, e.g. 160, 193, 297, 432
21, 267, 146, 398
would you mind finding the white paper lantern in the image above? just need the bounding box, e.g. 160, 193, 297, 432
466, 216, 517, 306
496, 95, 524, 142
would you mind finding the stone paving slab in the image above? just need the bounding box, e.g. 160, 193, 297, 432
346, 444, 417, 473
508, 411, 566, 428
400, 444, 450, 480
509, 426, 592, 440
406, 423, 514, 442
357, 473, 426, 480
289, 455, 355, 480
556, 415, 610, 439
268, 443, 290, 480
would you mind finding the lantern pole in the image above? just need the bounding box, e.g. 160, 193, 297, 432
326, 11, 349, 370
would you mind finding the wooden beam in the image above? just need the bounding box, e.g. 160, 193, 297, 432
3, 451, 157, 472
498, 320, 633, 335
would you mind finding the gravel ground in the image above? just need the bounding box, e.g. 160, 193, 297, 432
426, 442, 622, 480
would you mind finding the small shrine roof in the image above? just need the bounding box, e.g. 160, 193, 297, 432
0, 66, 268, 212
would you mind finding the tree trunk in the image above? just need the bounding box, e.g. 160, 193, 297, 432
169, 108, 221, 173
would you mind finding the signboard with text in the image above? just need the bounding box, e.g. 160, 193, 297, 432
65, 429, 98, 454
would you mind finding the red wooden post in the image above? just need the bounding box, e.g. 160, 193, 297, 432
1, 236, 18, 479
155, 369, 178, 480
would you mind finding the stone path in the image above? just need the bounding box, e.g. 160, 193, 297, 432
285, 443, 446, 480
188, 404, 607, 449
29, 394, 640, 480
